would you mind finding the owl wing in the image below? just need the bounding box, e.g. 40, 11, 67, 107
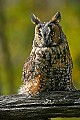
21, 56, 33, 82
20, 55, 42, 95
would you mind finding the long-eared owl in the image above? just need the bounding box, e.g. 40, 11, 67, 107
19, 12, 76, 96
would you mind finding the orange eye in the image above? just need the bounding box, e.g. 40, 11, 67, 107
38, 32, 42, 37
51, 29, 55, 37
51, 25, 60, 43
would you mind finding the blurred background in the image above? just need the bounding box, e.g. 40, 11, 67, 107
0, 0, 80, 96
0, 0, 80, 120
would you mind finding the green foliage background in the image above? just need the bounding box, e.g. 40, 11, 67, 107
0, 0, 80, 95
0, 0, 80, 119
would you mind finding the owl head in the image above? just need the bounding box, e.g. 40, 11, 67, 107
31, 12, 64, 47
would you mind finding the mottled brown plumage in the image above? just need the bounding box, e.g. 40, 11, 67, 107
19, 12, 76, 96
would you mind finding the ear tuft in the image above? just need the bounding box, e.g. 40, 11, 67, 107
51, 12, 61, 23
31, 13, 41, 25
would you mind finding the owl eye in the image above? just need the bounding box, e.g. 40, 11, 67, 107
38, 32, 42, 37
51, 29, 55, 36
38, 29, 42, 37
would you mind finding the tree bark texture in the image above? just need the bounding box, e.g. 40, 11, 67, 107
0, 91, 80, 120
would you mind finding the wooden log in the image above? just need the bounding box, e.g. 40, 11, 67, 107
0, 91, 80, 120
